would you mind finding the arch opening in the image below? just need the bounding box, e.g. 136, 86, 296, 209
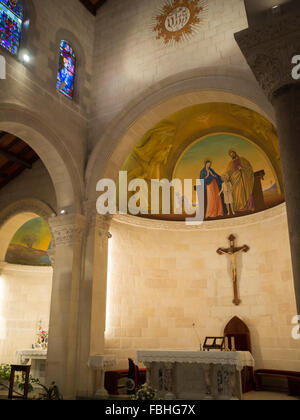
0, 104, 83, 213
0, 199, 54, 377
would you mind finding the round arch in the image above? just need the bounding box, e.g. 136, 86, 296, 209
86, 70, 275, 200
0, 103, 83, 213
0, 198, 54, 261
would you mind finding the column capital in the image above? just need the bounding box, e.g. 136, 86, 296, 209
83, 200, 113, 238
48, 214, 86, 246
235, 10, 300, 102
47, 249, 56, 266
95, 214, 113, 239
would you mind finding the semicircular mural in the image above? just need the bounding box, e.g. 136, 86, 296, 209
5, 217, 52, 266
173, 133, 284, 220
119, 103, 284, 221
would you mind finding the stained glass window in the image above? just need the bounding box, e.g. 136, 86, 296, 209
0, 0, 23, 55
56, 40, 76, 100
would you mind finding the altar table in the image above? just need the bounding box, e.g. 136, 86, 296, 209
137, 350, 255, 400
16, 349, 47, 385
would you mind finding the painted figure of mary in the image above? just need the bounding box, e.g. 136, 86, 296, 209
200, 160, 225, 219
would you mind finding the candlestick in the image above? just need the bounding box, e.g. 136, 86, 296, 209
224, 336, 230, 351
192, 323, 202, 351
231, 336, 236, 352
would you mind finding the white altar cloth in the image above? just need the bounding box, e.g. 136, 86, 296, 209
137, 350, 254, 400
137, 350, 254, 370
16, 349, 47, 364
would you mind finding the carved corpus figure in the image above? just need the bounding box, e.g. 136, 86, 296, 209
217, 235, 250, 306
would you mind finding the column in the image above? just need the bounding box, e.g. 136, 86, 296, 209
46, 214, 86, 400
235, 4, 300, 313
76, 200, 113, 398
87, 355, 116, 399
203, 364, 213, 400
164, 363, 176, 400
90, 213, 113, 355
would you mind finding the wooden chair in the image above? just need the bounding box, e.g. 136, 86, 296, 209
8, 365, 31, 400
105, 365, 147, 396
126, 359, 140, 395
224, 317, 254, 393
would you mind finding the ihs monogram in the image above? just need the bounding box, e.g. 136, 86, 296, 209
153, 0, 207, 45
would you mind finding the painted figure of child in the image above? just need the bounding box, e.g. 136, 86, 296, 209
219, 174, 235, 216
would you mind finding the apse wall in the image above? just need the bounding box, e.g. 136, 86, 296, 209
0, 263, 52, 364
104, 204, 300, 371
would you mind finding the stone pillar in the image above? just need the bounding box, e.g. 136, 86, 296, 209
90, 214, 113, 355
46, 214, 86, 400
235, 4, 300, 314
164, 363, 176, 400
76, 201, 112, 398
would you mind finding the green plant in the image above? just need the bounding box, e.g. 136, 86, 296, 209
33, 380, 63, 400
0, 364, 35, 396
131, 383, 157, 400
0, 364, 63, 400
0, 364, 11, 382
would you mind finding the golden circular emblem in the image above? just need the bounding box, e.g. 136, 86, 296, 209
153, 0, 206, 44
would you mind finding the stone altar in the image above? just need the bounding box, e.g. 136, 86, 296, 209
16, 349, 47, 385
137, 350, 255, 400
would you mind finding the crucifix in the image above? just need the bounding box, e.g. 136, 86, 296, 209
217, 235, 250, 306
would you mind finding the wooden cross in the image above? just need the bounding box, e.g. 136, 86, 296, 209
217, 235, 250, 306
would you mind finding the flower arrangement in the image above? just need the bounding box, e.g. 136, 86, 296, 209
38, 329, 48, 344
131, 383, 157, 400
36, 324, 48, 349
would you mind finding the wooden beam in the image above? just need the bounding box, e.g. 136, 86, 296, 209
79, 0, 107, 15
0, 149, 32, 169
0, 132, 17, 146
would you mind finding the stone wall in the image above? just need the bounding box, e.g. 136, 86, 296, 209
0, 0, 95, 212
0, 262, 52, 364
89, 0, 252, 150
104, 204, 300, 371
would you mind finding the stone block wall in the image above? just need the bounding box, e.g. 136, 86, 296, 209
105, 204, 300, 371
0, 262, 52, 364
89, 0, 252, 149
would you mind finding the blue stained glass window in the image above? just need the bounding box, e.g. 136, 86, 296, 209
0, 0, 23, 55
56, 40, 76, 100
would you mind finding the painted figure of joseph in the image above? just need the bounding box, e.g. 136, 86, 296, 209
227, 150, 255, 212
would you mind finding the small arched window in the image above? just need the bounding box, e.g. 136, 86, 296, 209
56, 40, 76, 100
0, 0, 23, 55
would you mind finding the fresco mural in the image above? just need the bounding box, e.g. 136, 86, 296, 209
5, 217, 52, 266
120, 103, 284, 221
173, 134, 284, 220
